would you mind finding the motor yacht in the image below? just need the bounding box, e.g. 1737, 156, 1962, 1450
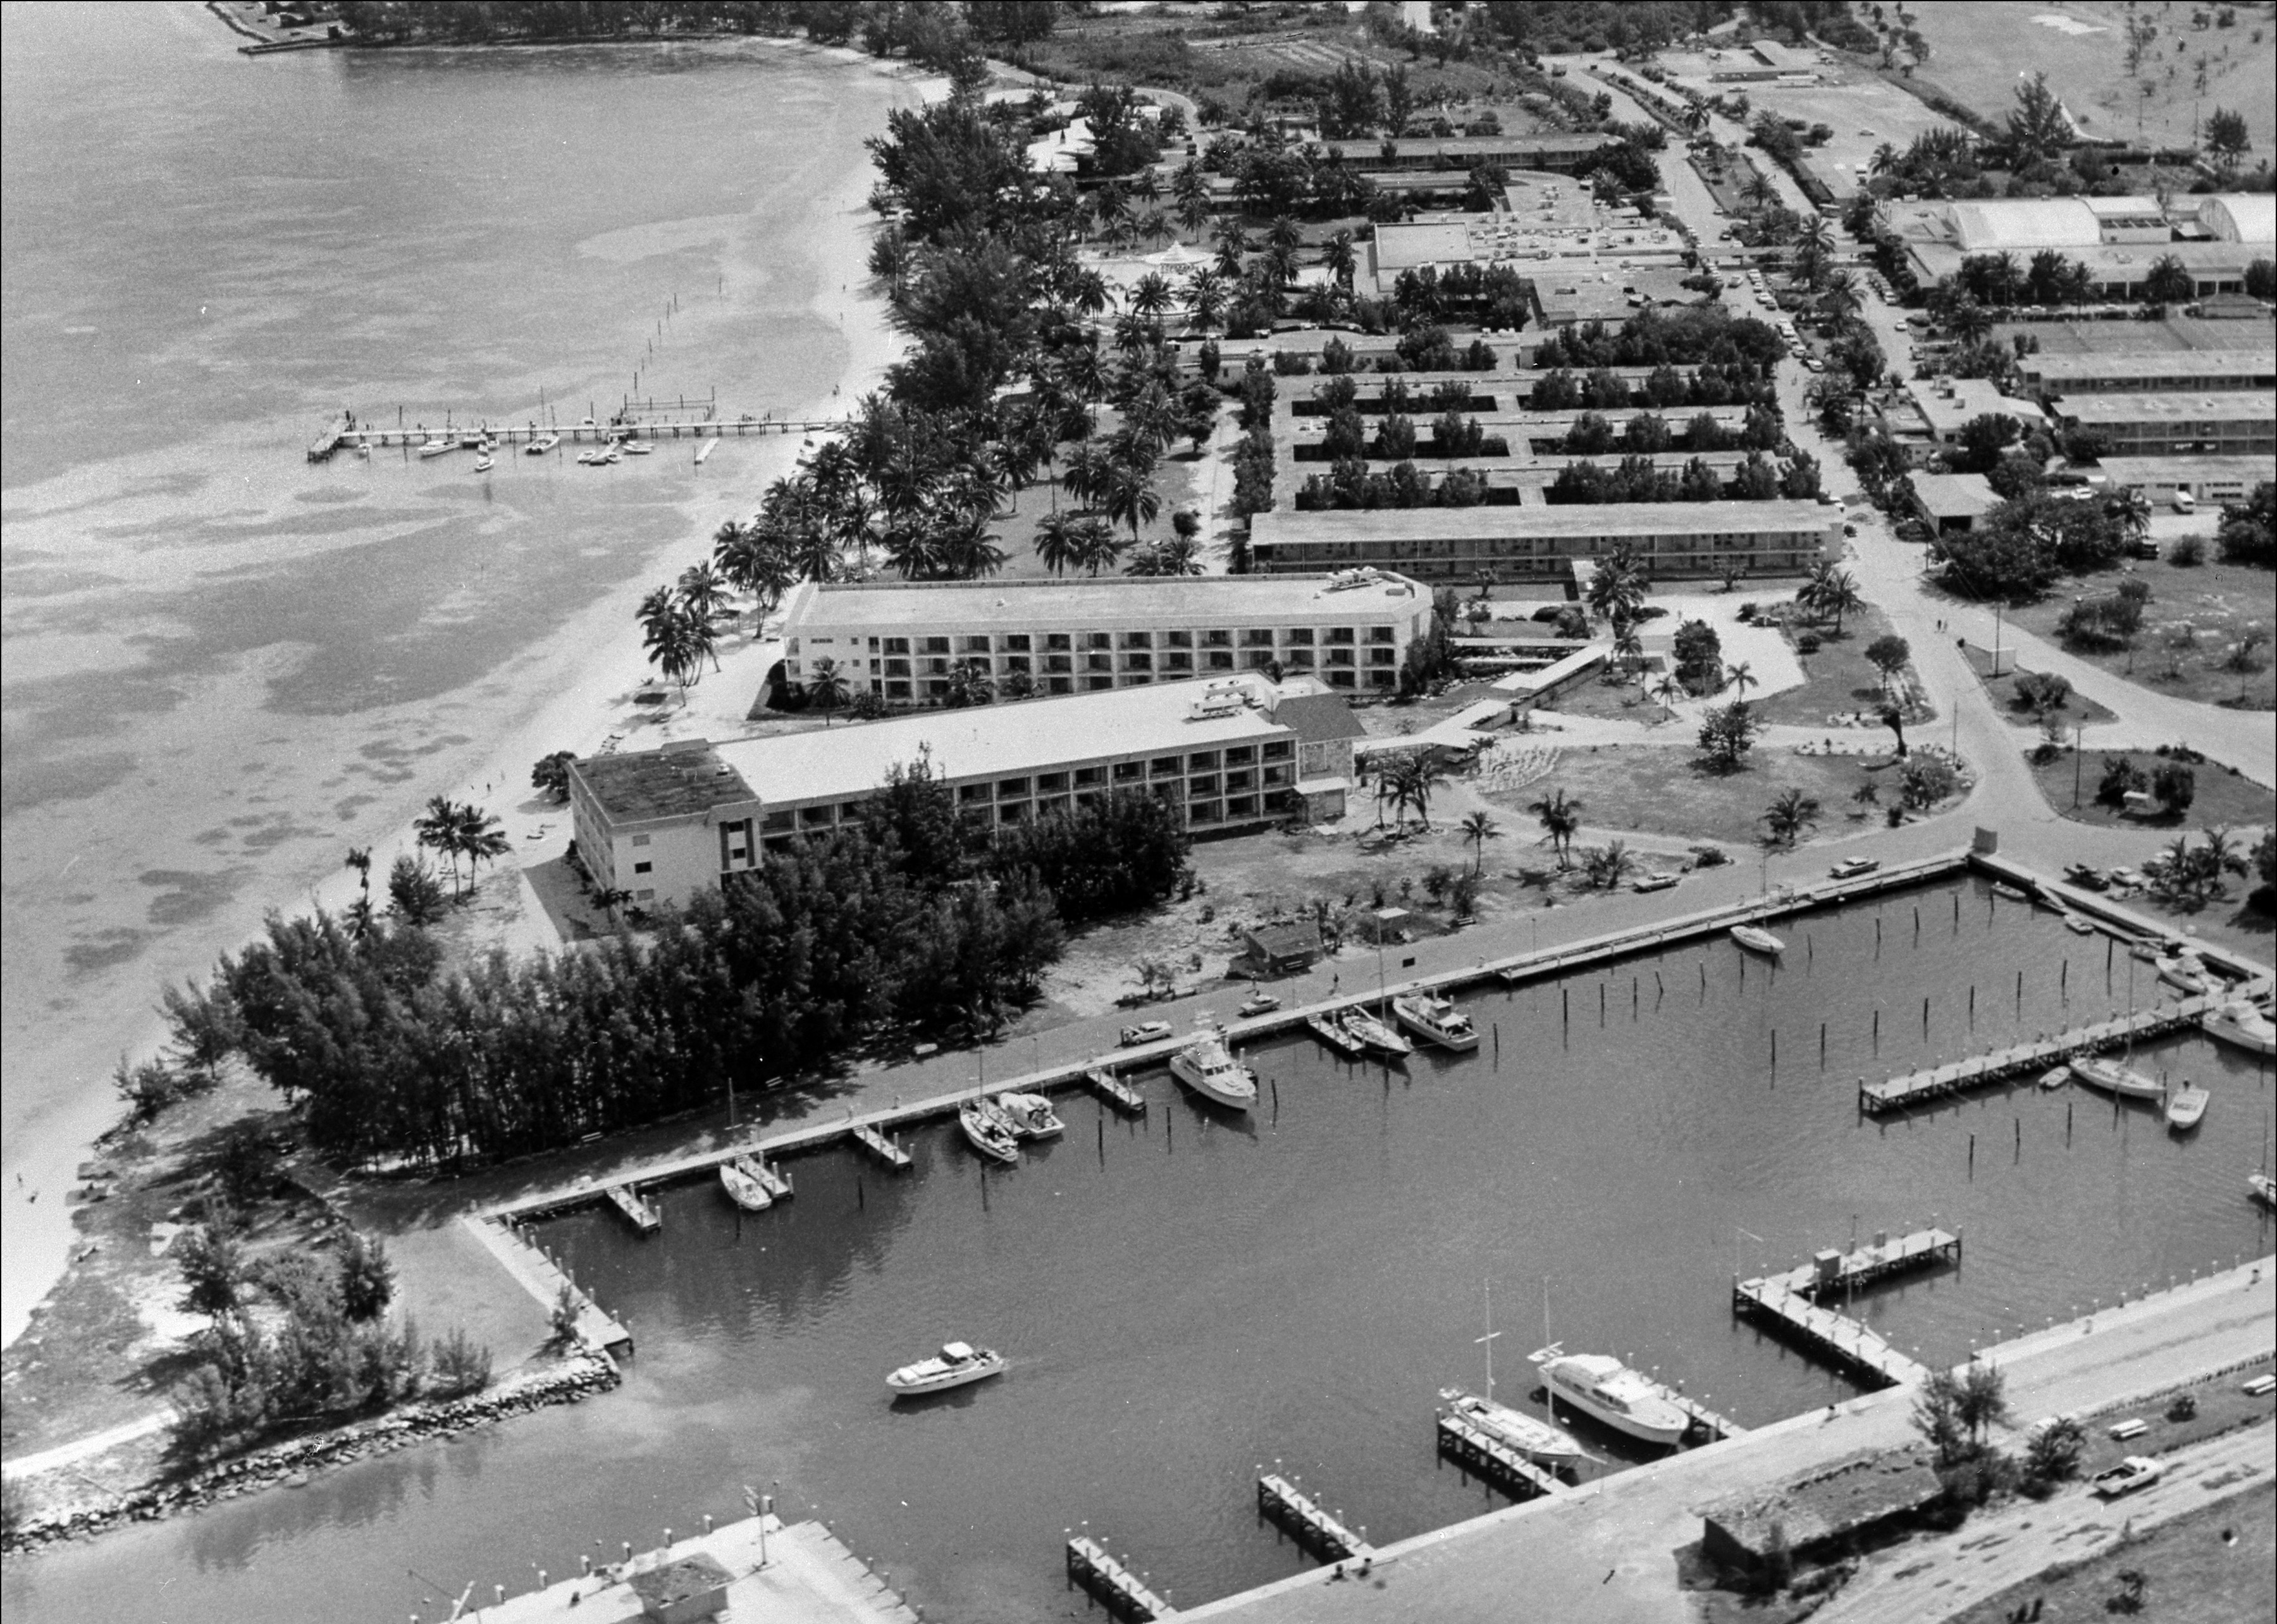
958, 1098, 1020, 1164
622, 440, 652, 455
885, 1341, 1006, 1398
719, 1155, 774, 1212
992, 1092, 1064, 1139
2201, 999, 2275, 1057
1393, 992, 1479, 1052
2164, 1081, 2209, 1131
1169, 1025, 1257, 1111
1730, 925, 1784, 956
1342, 1007, 1412, 1057
2070, 1055, 2164, 1102
1438, 1389, 1588, 1468
2156, 954, 2214, 996
1529, 1346, 1690, 1446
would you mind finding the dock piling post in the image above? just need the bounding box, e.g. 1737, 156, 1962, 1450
1968, 1133, 1975, 1176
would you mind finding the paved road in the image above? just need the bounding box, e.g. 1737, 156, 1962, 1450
1182, 1261, 2275, 1622
1818, 1423, 2274, 1624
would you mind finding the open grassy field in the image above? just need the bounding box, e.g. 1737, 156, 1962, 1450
1961, 643, 2123, 730
1752, 604, 1930, 730
1479, 740, 1899, 850
1901, 0, 2277, 154
2001, 558, 2277, 715
2028, 744, 2276, 830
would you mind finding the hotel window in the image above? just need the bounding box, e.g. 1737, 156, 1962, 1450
997, 778, 1030, 799
1206, 650, 1235, 670
1188, 751, 1219, 769
1368, 646, 1395, 665
958, 784, 990, 804
924, 636, 950, 655
1087, 675, 1115, 691
1075, 766, 1106, 786
1282, 627, 1314, 646
762, 810, 794, 832
1262, 741, 1294, 761
633, 861, 653, 875
1328, 670, 1357, 688
1004, 655, 1031, 674
1087, 653, 1114, 672
1002, 634, 1032, 652
1112, 761, 1143, 782
1284, 648, 1315, 667
631, 834, 651, 847
1166, 630, 1192, 649
961, 635, 992, 653
1326, 627, 1355, 644
1037, 772, 1070, 792
799, 805, 836, 826
1124, 652, 1152, 672
884, 658, 911, 677
1151, 756, 1183, 778
1088, 632, 1113, 650
886, 680, 911, 699
1045, 654, 1072, 674
1047, 677, 1073, 694
1165, 651, 1192, 671
1245, 649, 1275, 669
1242, 629, 1274, 646
1121, 631, 1152, 649
1203, 629, 1231, 646
1188, 773, 1220, 796
1225, 768, 1254, 791
1046, 633, 1072, 651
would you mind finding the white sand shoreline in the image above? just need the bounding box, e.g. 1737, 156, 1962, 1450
1, 44, 943, 1350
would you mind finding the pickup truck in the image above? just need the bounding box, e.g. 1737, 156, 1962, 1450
2090, 1457, 2164, 1498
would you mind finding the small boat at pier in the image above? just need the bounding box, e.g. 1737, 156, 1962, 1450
1307, 1012, 1367, 1057
417, 437, 454, 458
525, 432, 558, 455
622, 440, 652, 455
2070, 1055, 2163, 1102
958, 1098, 1021, 1164
605, 1184, 660, 1233
1530, 1346, 1690, 1446
472, 452, 495, 473
1169, 1024, 1258, 1112
2252, 1171, 2276, 1210
1730, 925, 1784, 956
2037, 1064, 2070, 1090
2201, 999, 2275, 1057
1991, 883, 2030, 902
1342, 1007, 1412, 1057
719, 1156, 774, 1212
2156, 954, 2214, 996
1393, 992, 1479, 1052
886, 1340, 1005, 1398
2164, 1081, 2209, 1131
993, 1092, 1064, 1139
2062, 911, 2097, 935
1439, 1389, 1588, 1468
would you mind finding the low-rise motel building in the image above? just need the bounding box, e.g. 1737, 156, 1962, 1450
777, 570, 1432, 699
565, 674, 1364, 912
1247, 501, 1838, 584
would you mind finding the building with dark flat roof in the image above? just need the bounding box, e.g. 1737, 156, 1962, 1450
1247, 503, 1837, 582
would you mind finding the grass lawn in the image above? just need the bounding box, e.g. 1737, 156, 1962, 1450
2028, 748, 2276, 834
1898, 0, 2277, 155
1961, 644, 2121, 731
990, 440, 1209, 582
1752, 603, 1932, 730
1948, 1477, 2274, 1624
1479, 741, 1901, 851
1997, 558, 2276, 714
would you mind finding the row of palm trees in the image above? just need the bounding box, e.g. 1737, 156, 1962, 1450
1797, 562, 1865, 634
410, 796, 510, 900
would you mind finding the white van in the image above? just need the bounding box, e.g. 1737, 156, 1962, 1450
2171, 489, 2196, 514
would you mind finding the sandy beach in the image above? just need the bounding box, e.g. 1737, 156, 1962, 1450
0, 24, 941, 1345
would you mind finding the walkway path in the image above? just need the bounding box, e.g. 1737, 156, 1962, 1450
0, 1410, 171, 1482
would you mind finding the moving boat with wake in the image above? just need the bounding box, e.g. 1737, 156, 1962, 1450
885, 1341, 1006, 1398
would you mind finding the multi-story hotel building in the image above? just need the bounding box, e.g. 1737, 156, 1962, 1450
1246, 501, 1838, 582
777, 570, 1431, 700
2051, 393, 2275, 458
566, 674, 1364, 911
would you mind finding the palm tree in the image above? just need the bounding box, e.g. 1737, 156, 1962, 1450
1741, 169, 1777, 212
454, 803, 511, 896
1868, 140, 1898, 177
1527, 787, 1583, 870
1817, 569, 1863, 634
1073, 517, 1123, 577
806, 657, 850, 725
1947, 295, 1991, 347
1761, 787, 1822, 847
677, 562, 733, 628
1612, 623, 1645, 687
1460, 811, 1500, 873
1651, 670, 1685, 720
414, 796, 464, 897
944, 658, 995, 708
1725, 660, 1758, 705
1102, 455, 1163, 542
1128, 271, 1173, 321
2107, 487, 2152, 551
1034, 510, 1085, 577
1321, 230, 1356, 289
1581, 840, 1635, 891
1183, 266, 1225, 331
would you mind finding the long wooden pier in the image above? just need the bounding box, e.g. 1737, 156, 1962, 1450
1066, 1535, 1175, 1620
1732, 1226, 1958, 1389
1859, 997, 2216, 1114
1256, 1473, 1369, 1563
1435, 1413, 1569, 1499
311, 410, 848, 458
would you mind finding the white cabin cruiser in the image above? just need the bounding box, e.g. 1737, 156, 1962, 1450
1530, 1346, 1690, 1445
1169, 1025, 1257, 1111
1393, 992, 1479, 1051
992, 1092, 1064, 1138
885, 1341, 1006, 1398
2164, 1081, 2209, 1130
2201, 999, 2275, 1057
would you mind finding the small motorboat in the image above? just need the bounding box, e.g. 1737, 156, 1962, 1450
2156, 954, 2214, 996
2164, 1081, 2209, 1131
472, 452, 495, 472
1630, 870, 1679, 893
2038, 1064, 2070, 1090
2252, 1171, 2276, 1210
622, 440, 652, 455
1169, 1024, 1257, 1111
1990, 883, 2030, 902
2071, 1055, 2164, 1102
958, 1098, 1020, 1164
2128, 939, 2164, 963
1238, 990, 1281, 1018
1393, 992, 1479, 1052
1829, 857, 1880, 879
1731, 924, 1784, 956
1307, 1011, 1367, 1057
992, 1092, 1064, 1139
885, 1341, 1006, 1398
525, 432, 557, 455
417, 437, 454, 458
1342, 1007, 1413, 1057
719, 1157, 774, 1212
2061, 912, 2097, 935
2201, 999, 2275, 1057
574, 448, 598, 465
1120, 1020, 1173, 1047
1439, 1389, 1589, 1468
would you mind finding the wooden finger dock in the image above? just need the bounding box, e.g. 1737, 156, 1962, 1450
1066, 1535, 1175, 1620
1751, 1227, 1961, 1302
1435, 1412, 1569, 1499
851, 1124, 912, 1170
1858, 997, 2216, 1114
1732, 1227, 1957, 1389
605, 1184, 660, 1234
1087, 1066, 1148, 1114
1257, 1472, 1370, 1563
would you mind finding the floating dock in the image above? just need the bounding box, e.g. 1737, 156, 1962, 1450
1435, 1412, 1569, 1499
1256, 1473, 1370, 1563
1636, 1377, 1746, 1443
605, 1184, 660, 1234
1087, 1066, 1148, 1114
851, 1124, 912, 1170
1732, 1227, 1958, 1389
1066, 1535, 1175, 1620
1859, 997, 2216, 1114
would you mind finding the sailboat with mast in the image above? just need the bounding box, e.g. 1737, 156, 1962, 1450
1438, 1279, 1588, 1468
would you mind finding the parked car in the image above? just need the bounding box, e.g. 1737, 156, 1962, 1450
1118, 1021, 1173, 1047
1829, 858, 1882, 879
2090, 1457, 2164, 1498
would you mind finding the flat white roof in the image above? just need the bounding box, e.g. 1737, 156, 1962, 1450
783, 571, 1427, 634
2027, 350, 2274, 383
715, 674, 1292, 808
2060, 392, 2274, 424
2095, 454, 2276, 483
1251, 501, 1837, 546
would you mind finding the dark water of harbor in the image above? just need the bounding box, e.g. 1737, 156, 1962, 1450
8, 879, 2273, 1624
